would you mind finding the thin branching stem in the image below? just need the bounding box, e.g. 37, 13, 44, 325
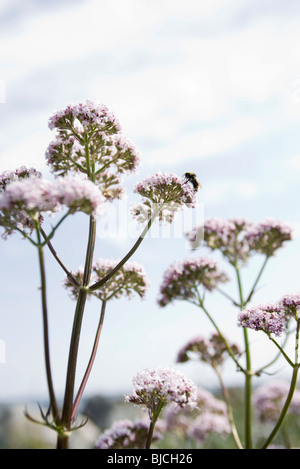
194, 287, 246, 374
35, 226, 59, 424
57, 215, 96, 449
40, 227, 80, 288
214, 367, 243, 449
235, 265, 253, 449
90, 205, 161, 292
245, 256, 269, 304
71, 300, 107, 422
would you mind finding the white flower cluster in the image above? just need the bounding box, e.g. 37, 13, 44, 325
64, 259, 150, 301
0, 169, 105, 238
158, 257, 228, 307
188, 217, 292, 264
125, 367, 197, 412
132, 172, 197, 224
46, 100, 140, 201
96, 419, 163, 449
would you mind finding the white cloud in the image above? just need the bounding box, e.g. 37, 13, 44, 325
141, 116, 265, 164
286, 154, 300, 170
203, 178, 259, 204
0, 131, 49, 172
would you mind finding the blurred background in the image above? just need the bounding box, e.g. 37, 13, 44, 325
0, 0, 300, 447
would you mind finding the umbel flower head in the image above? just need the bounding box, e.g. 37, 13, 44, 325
125, 367, 197, 418
46, 100, 140, 201
187, 217, 253, 264
280, 293, 300, 320
132, 172, 197, 224
64, 259, 149, 301
238, 303, 287, 337
164, 387, 230, 445
188, 412, 231, 445
176, 332, 241, 368
0, 166, 42, 191
0, 169, 105, 239
0, 167, 43, 237
238, 292, 300, 337
95, 419, 163, 449
187, 217, 292, 265
253, 380, 300, 423
158, 257, 228, 307
244, 219, 292, 257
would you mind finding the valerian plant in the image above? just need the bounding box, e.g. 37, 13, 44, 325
158, 217, 295, 449
0, 100, 197, 449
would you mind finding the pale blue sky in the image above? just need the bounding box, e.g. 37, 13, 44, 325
1, 0, 300, 403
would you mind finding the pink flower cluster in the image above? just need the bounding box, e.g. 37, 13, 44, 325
125, 367, 197, 414
0, 178, 59, 214
0, 168, 44, 237
238, 293, 300, 337
46, 100, 140, 200
253, 380, 300, 423
187, 217, 292, 264
132, 172, 197, 224
48, 100, 121, 133
53, 176, 105, 217
0, 166, 42, 191
158, 257, 228, 307
281, 293, 300, 319
176, 332, 241, 368
0, 169, 105, 238
188, 217, 252, 264
96, 419, 163, 449
64, 259, 149, 301
238, 303, 287, 337
188, 412, 231, 444
244, 219, 292, 257
164, 387, 230, 445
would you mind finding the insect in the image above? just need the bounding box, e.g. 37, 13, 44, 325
183, 172, 201, 192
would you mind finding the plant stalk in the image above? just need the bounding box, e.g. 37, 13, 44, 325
36, 228, 59, 423
235, 265, 252, 449
90, 206, 160, 292
261, 319, 300, 448
145, 401, 164, 449
71, 300, 107, 422
57, 216, 96, 449
215, 367, 243, 449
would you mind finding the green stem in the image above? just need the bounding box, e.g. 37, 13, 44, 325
145, 401, 164, 449
261, 365, 299, 449
214, 367, 243, 449
90, 205, 160, 292
145, 418, 157, 450
235, 266, 252, 449
71, 300, 107, 422
269, 336, 295, 368
57, 216, 96, 449
14, 226, 38, 246
84, 132, 91, 177
95, 154, 122, 175
254, 331, 291, 376
35, 227, 59, 423
243, 327, 252, 449
41, 210, 71, 246
245, 256, 269, 305
40, 227, 80, 288
195, 289, 246, 373
215, 286, 240, 307
261, 319, 300, 448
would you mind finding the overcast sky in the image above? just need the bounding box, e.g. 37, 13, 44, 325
1, 0, 300, 405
